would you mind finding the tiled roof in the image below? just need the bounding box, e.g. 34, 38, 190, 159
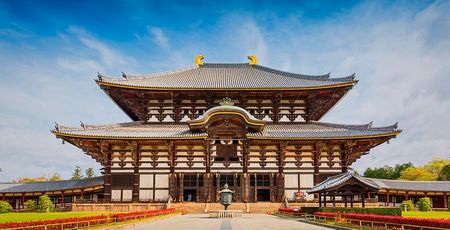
307, 171, 380, 193
97, 63, 356, 89
0, 177, 103, 193
370, 178, 450, 192
0, 183, 23, 191
53, 121, 399, 139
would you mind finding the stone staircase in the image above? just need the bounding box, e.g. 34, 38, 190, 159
171, 202, 283, 214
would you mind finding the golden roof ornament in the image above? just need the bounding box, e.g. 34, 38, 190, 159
247, 55, 257, 65
220, 97, 234, 106
195, 55, 205, 65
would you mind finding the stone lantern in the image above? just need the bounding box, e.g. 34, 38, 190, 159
219, 183, 234, 210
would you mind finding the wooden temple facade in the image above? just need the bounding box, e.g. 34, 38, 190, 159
50, 56, 401, 203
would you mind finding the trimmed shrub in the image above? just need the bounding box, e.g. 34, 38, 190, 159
37, 195, 54, 213
319, 207, 402, 216
401, 200, 414, 211
24, 200, 37, 211
0, 201, 13, 214
417, 197, 431, 211
301, 207, 319, 214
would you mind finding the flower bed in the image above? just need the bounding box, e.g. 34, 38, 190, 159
278, 208, 302, 216
0, 208, 177, 229
343, 213, 450, 229
111, 208, 176, 222
0, 215, 109, 229
313, 212, 450, 229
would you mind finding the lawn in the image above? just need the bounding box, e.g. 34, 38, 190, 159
0, 212, 112, 223
402, 211, 450, 219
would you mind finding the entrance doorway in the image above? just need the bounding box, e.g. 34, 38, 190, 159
257, 189, 270, 201
183, 189, 197, 202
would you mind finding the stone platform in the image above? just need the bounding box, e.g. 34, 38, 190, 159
209, 210, 243, 218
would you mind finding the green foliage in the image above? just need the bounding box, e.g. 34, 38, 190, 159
417, 197, 431, 212
85, 168, 95, 178
71, 166, 83, 180
448, 197, 450, 211
364, 163, 413, 180
399, 167, 435, 181
300, 207, 319, 214
424, 159, 450, 179
37, 195, 54, 213
401, 200, 414, 211
24, 200, 37, 211
0, 201, 13, 214
438, 165, 450, 181
318, 207, 402, 216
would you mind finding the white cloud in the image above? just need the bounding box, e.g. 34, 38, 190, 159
148, 26, 169, 49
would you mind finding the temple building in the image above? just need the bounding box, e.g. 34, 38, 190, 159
48, 55, 400, 203
1, 56, 449, 210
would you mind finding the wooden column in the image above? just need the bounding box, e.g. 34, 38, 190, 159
131, 142, 140, 202
340, 144, 348, 173
332, 193, 336, 207
61, 192, 65, 207
444, 193, 447, 209
242, 173, 249, 202
276, 143, 285, 202
344, 195, 347, 207
101, 142, 112, 202
323, 193, 327, 207
2, 194, 5, 201
80, 189, 84, 202
271, 92, 281, 122
350, 195, 354, 207
361, 193, 365, 208
242, 141, 249, 203
196, 173, 200, 202
169, 174, 178, 202
312, 146, 321, 185
318, 193, 322, 207
216, 173, 221, 202
386, 191, 390, 206
179, 173, 184, 202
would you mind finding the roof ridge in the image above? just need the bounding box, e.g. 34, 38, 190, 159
21, 176, 104, 184
98, 65, 199, 81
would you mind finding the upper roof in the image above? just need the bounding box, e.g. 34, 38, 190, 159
96, 63, 356, 90
371, 178, 450, 193
307, 171, 380, 193
0, 177, 103, 193
52, 121, 400, 140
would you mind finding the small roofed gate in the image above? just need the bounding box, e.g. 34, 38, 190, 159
307, 171, 380, 207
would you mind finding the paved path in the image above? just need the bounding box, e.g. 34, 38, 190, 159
125, 214, 331, 230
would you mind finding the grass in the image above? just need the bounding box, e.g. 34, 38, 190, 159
402, 211, 450, 219
0, 212, 112, 223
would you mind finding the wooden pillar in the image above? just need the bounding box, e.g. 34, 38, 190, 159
101, 142, 112, 202
132, 142, 140, 202
80, 189, 84, 202
405, 192, 408, 201
205, 173, 212, 203
276, 143, 285, 202
332, 193, 336, 207
350, 195, 354, 207
242, 173, 249, 202
169, 174, 178, 202
2, 194, 5, 201
344, 195, 347, 207
361, 193, 365, 208
323, 193, 327, 207
179, 173, 184, 202
312, 150, 320, 185
61, 192, 65, 207
216, 173, 221, 202
318, 193, 322, 207
21, 193, 25, 210
386, 191, 390, 207
340, 148, 348, 173
444, 193, 447, 209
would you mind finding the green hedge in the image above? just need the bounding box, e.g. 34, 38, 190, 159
0, 201, 13, 214
318, 207, 402, 216
300, 207, 319, 214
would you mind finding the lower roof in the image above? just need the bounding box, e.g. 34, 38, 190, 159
0, 177, 103, 194
52, 121, 400, 140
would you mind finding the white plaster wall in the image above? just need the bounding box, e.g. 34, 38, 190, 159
139, 174, 153, 188
155, 175, 169, 188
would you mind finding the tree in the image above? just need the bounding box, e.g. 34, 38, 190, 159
37, 195, 54, 213
47, 173, 62, 181
399, 167, 434, 181
85, 168, 95, 178
417, 197, 431, 211
0, 201, 13, 213
71, 166, 83, 180
438, 164, 450, 181
393, 162, 414, 179
16, 176, 47, 183
424, 158, 450, 180
24, 200, 37, 211
363, 165, 395, 179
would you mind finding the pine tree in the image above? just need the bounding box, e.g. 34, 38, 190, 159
85, 168, 95, 178
71, 166, 83, 180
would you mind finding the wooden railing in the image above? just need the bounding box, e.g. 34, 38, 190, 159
277, 212, 450, 230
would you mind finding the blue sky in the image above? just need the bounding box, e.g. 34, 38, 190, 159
0, 0, 449, 181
